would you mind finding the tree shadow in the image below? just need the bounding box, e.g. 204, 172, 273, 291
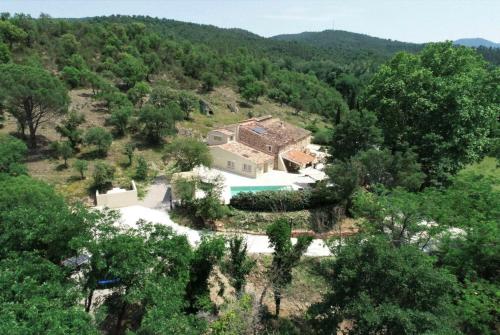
55, 163, 68, 171
237, 100, 253, 108
79, 150, 107, 161
67, 175, 84, 183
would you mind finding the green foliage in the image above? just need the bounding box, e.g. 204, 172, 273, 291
266, 218, 313, 316
73, 159, 88, 179
335, 73, 361, 109
172, 176, 197, 205
114, 53, 147, 89
109, 106, 133, 136
135, 155, 149, 180
178, 91, 198, 119
0, 20, 27, 47
310, 235, 460, 334
0, 63, 69, 147
0, 134, 27, 176
194, 193, 229, 226
230, 189, 324, 212
0, 41, 11, 63
0, 253, 98, 335
364, 42, 499, 184
223, 237, 255, 297
352, 188, 440, 248
57, 33, 80, 60
329, 109, 382, 161
55, 111, 85, 149
127, 81, 150, 107
61, 66, 82, 88
164, 137, 212, 171
138, 103, 183, 144
123, 142, 135, 166
201, 72, 218, 92
209, 294, 254, 335
84, 127, 113, 156
51, 140, 74, 167
311, 127, 332, 145
186, 235, 226, 312
325, 148, 425, 212
92, 161, 115, 191
0, 176, 91, 261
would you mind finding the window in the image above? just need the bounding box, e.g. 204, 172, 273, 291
229, 136, 234, 141
227, 161, 235, 169
266, 145, 272, 152
243, 164, 252, 172
213, 135, 222, 141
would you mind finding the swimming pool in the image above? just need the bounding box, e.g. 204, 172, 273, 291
230, 185, 291, 197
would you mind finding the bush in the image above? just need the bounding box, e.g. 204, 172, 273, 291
230, 189, 325, 212
84, 127, 112, 157
92, 162, 115, 191
135, 156, 148, 180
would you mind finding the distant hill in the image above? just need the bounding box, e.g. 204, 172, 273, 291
272, 30, 423, 59
454, 38, 500, 48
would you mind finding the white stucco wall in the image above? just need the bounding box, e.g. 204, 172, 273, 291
96, 181, 138, 208
209, 146, 273, 178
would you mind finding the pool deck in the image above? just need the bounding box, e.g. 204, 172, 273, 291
191, 166, 326, 204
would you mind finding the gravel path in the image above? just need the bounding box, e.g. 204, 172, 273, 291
118, 206, 332, 257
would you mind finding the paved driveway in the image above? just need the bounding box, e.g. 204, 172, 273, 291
118, 205, 332, 257
139, 176, 171, 210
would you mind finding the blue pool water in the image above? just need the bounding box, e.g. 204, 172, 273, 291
230, 185, 291, 197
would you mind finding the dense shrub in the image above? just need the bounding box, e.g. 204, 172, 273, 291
230, 189, 326, 212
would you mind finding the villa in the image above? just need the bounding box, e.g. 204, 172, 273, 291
207, 116, 318, 178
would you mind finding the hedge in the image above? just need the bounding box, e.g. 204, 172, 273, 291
230, 189, 321, 212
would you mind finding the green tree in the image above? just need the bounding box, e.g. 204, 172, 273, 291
127, 81, 150, 107
0, 134, 27, 176
355, 148, 425, 191
115, 53, 147, 89
92, 161, 115, 191
179, 91, 197, 120
335, 73, 360, 110
364, 42, 499, 184
73, 159, 88, 180
0, 64, 69, 148
241, 80, 266, 103
135, 155, 149, 180
164, 137, 212, 171
0, 175, 92, 261
138, 103, 183, 144
266, 219, 313, 316
329, 109, 382, 161
194, 193, 228, 227
0, 253, 98, 335
223, 236, 255, 297
61, 66, 82, 88
84, 127, 113, 157
201, 72, 218, 92
51, 140, 74, 168
57, 33, 80, 59
310, 236, 460, 334
124, 142, 135, 166
186, 235, 226, 312
0, 41, 11, 64
109, 106, 132, 136
0, 20, 27, 48
55, 111, 85, 150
